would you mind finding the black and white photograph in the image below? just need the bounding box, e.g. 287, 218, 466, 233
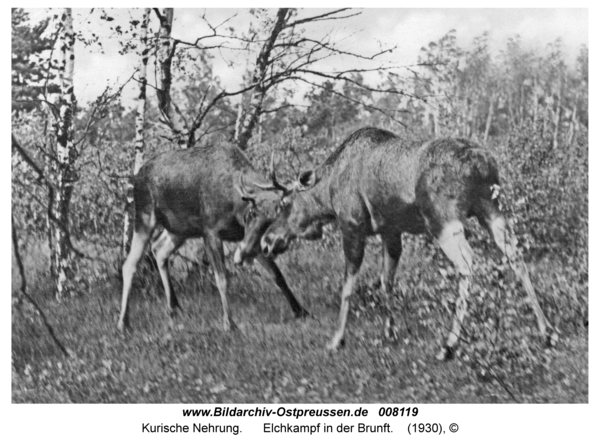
8, 3, 593, 440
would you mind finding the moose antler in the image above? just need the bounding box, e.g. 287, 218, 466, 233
235, 173, 257, 206
254, 151, 290, 193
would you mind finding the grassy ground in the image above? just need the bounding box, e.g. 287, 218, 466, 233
12, 236, 588, 403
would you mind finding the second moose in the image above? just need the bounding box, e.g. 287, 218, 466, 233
258, 127, 556, 359
118, 142, 308, 332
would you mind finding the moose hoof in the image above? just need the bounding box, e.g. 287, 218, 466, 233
370, 279, 382, 291
436, 346, 455, 361
326, 337, 345, 351
295, 308, 310, 319
222, 319, 238, 332
383, 316, 398, 342
167, 304, 180, 318
116, 320, 130, 334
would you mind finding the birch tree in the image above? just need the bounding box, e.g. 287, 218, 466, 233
122, 8, 151, 254
155, 8, 188, 146
53, 8, 77, 300
234, 8, 290, 150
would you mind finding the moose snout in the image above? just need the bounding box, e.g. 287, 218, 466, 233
261, 233, 284, 257
233, 243, 256, 266
233, 245, 244, 265
261, 236, 273, 256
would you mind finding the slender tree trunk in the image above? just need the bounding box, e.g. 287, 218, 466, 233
44, 130, 57, 279
467, 98, 475, 139
518, 83, 525, 128
234, 97, 244, 141
430, 106, 439, 138
461, 89, 470, 138
507, 93, 515, 129
257, 112, 264, 144
567, 95, 578, 146
552, 80, 563, 150
483, 92, 496, 143
41, 25, 60, 278
542, 101, 550, 138
155, 8, 187, 147
53, 8, 77, 300
235, 8, 289, 150
532, 92, 538, 127
532, 76, 539, 126
13, 215, 69, 356
122, 8, 151, 255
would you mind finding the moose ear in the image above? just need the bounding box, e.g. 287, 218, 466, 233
297, 170, 318, 191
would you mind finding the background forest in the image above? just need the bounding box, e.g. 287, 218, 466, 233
11, 8, 588, 403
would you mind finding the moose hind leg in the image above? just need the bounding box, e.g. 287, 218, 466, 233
380, 233, 402, 340
436, 220, 474, 360
486, 215, 555, 344
380, 233, 402, 294
204, 233, 235, 331
151, 230, 185, 317
118, 228, 152, 331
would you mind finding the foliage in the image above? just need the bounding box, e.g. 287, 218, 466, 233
11, 247, 588, 403
11, 8, 58, 111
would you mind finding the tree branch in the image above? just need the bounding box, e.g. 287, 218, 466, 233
12, 134, 87, 259
285, 9, 360, 29
289, 76, 407, 127
12, 215, 69, 357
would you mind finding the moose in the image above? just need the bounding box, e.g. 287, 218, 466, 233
258, 127, 556, 360
117, 142, 308, 332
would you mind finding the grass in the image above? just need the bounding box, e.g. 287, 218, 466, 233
12, 235, 588, 404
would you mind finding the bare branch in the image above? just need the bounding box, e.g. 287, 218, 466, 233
43, 18, 63, 99
12, 133, 49, 186
235, 8, 290, 150
293, 68, 423, 101
152, 8, 164, 22
74, 73, 134, 149
262, 103, 306, 114
12, 99, 60, 119
288, 76, 407, 127
276, 36, 396, 62
12, 215, 69, 357
12, 134, 87, 259
285, 9, 360, 29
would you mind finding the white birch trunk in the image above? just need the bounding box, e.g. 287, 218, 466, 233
483, 93, 496, 143
156, 8, 187, 147
235, 8, 289, 150
552, 80, 563, 150
122, 8, 151, 255
567, 97, 578, 146
234, 98, 244, 142
53, 8, 77, 300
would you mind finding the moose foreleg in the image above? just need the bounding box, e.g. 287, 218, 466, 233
327, 232, 365, 350
380, 234, 402, 340
436, 221, 474, 360
151, 230, 185, 317
488, 216, 557, 346
118, 228, 152, 331
255, 255, 309, 318
381, 234, 402, 294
